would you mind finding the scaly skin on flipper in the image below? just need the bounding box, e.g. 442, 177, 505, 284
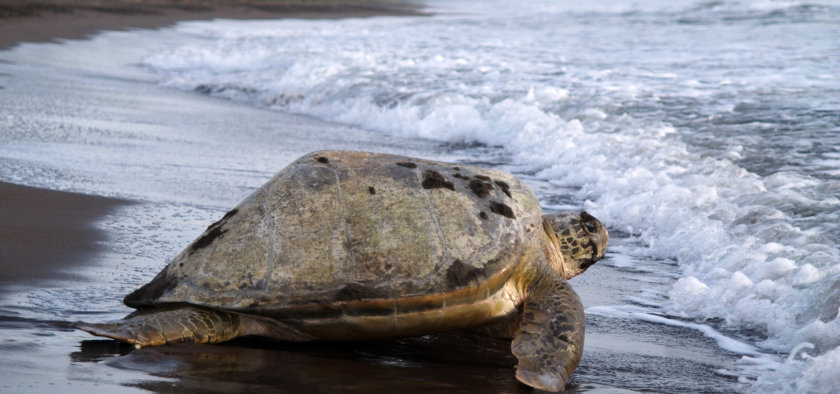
74, 307, 310, 348
512, 272, 585, 392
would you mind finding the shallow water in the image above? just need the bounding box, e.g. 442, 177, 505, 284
1, 0, 838, 392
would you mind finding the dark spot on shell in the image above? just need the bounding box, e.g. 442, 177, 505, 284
123, 270, 178, 307
446, 259, 484, 288
191, 226, 227, 252
316, 156, 329, 164
396, 161, 417, 168
489, 201, 516, 219
188, 209, 238, 254
368, 186, 376, 195
494, 180, 512, 197
469, 179, 494, 198
222, 209, 238, 220
475, 175, 491, 182
335, 283, 386, 301
479, 211, 489, 220
422, 170, 454, 191
453, 173, 470, 181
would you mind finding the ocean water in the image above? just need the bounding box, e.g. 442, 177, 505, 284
136, 1, 840, 391
1, 0, 838, 392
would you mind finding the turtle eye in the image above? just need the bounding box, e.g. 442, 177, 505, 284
583, 220, 597, 233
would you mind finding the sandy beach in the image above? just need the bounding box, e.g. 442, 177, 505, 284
0, 2, 747, 393
0, 0, 422, 50
0, 182, 130, 291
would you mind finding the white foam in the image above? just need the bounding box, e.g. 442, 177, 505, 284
753, 343, 840, 393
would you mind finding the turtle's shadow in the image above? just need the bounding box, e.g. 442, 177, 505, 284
72, 339, 134, 362
71, 332, 540, 393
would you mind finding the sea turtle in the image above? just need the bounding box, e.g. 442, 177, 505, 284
76, 150, 608, 391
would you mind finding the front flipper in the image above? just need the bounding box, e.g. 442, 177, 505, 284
74, 306, 309, 348
512, 274, 585, 392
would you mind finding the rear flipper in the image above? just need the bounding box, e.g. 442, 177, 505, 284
74, 306, 309, 348
512, 274, 585, 392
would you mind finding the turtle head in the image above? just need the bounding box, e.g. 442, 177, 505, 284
543, 211, 608, 279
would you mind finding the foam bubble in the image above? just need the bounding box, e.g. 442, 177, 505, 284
793, 264, 824, 285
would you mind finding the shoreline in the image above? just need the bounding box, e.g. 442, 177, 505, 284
0, 181, 132, 293
0, 0, 425, 50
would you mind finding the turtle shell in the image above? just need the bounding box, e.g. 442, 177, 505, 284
126, 151, 544, 314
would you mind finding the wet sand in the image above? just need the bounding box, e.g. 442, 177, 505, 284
0, 0, 423, 50
0, 3, 744, 393
0, 182, 131, 292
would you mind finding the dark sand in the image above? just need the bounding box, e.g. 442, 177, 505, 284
0, 182, 131, 292
0, 0, 423, 50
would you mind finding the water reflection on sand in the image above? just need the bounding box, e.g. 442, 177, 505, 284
72, 332, 525, 393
